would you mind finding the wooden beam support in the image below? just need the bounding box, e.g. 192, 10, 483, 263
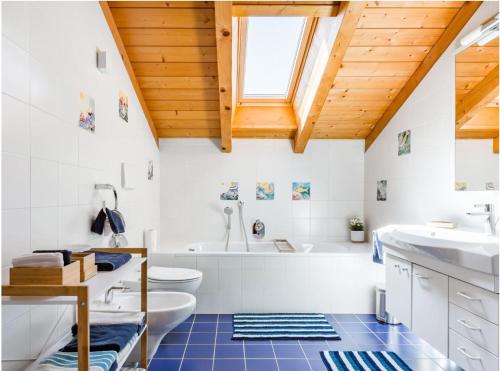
232, 2, 339, 17
233, 106, 298, 138
293, 1, 366, 153
456, 67, 499, 128
494, 136, 499, 153
214, 2, 233, 152
365, 1, 482, 151
99, 2, 159, 145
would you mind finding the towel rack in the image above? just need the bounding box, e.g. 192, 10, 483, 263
95, 184, 118, 210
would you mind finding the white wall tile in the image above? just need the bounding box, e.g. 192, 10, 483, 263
30, 107, 60, 161
31, 207, 58, 250
58, 164, 79, 206
2, 94, 30, 156
2, 153, 30, 209
2, 37, 29, 102
1, 2, 30, 51
1, 311, 30, 360
31, 158, 58, 207
1, 209, 30, 267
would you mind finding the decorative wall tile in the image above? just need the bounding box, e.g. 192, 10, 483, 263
398, 130, 411, 156
292, 182, 310, 200
256, 182, 274, 200
377, 180, 387, 201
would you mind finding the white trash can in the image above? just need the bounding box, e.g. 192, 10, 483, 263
375, 284, 401, 325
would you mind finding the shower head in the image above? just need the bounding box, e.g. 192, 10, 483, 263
224, 206, 233, 215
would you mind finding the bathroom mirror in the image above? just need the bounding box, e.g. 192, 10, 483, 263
455, 32, 499, 191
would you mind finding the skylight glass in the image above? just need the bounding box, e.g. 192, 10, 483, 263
243, 17, 307, 98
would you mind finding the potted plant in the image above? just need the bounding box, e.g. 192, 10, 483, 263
349, 217, 364, 242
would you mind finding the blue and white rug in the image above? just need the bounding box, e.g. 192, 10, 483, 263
232, 313, 341, 340
321, 350, 412, 371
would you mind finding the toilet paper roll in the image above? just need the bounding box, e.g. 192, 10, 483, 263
144, 229, 157, 251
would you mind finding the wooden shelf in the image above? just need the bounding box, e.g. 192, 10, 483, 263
2, 257, 145, 305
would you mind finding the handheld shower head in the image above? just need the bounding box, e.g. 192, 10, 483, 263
224, 206, 233, 230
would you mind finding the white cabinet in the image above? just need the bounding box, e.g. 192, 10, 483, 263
411, 264, 449, 356
385, 255, 412, 327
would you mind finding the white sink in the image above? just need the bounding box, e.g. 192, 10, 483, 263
382, 225, 499, 275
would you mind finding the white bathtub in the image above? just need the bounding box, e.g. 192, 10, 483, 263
179, 240, 370, 255
151, 241, 384, 314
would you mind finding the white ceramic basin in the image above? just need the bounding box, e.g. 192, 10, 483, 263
388, 225, 498, 275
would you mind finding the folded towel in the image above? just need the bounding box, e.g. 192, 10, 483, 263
116, 333, 138, 365
37, 351, 118, 371
33, 250, 73, 266
12, 253, 64, 268
105, 209, 125, 234
62, 324, 138, 353
90, 252, 132, 272
91, 209, 108, 235
90, 311, 145, 327
372, 230, 384, 264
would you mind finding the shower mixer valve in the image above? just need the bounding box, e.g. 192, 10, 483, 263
252, 219, 265, 239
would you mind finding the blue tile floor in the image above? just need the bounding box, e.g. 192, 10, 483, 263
149, 314, 463, 371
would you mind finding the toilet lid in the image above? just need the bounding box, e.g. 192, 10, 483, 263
148, 266, 202, 282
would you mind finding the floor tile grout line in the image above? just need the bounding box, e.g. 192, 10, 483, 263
270, 340, 281, 371
178, 315, 195, 371
211, 314, 219, 371
297, 340, 314, 371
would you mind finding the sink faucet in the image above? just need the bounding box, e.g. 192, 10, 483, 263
104, 286, 129, 304
467, 204, 497, 235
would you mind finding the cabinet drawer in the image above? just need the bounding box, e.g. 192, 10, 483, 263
449, 278, 498, 324
449, 329, 498, 371
449, 303, 499, 356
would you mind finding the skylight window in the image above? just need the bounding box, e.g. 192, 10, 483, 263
241, 17, 308, 101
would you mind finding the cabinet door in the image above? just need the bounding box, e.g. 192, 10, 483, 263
386, 255, 412, 327
412, 264, 448, 356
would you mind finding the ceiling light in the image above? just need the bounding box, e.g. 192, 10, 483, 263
460, 13, 499, 47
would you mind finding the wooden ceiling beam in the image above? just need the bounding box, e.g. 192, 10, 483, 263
494, 136, 499, 153
456, 66, 499, 129
293, 1, 366, 153
214, 2, 233, 152
99, 1, 159, 145
364, 1, 482, 151
232, 2, 339, 17
233, 106, 297, 139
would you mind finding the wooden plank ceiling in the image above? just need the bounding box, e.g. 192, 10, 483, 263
102, 1, 485, 152
455, 37, 499, 145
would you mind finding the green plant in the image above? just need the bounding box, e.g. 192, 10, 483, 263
349, 217, 364, 231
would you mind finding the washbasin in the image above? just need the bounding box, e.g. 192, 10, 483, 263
382, 225, 499, 275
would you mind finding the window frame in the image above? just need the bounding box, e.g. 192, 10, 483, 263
236, 16, 316, 107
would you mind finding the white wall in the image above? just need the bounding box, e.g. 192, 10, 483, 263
455, 139, 499, 191
1, 2, 160, 368
364, 2, 499, 235
159, 139, 365, 249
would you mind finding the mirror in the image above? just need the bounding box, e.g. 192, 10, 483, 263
455, 30, 498, 191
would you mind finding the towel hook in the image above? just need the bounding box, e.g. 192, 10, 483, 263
95, 184, 118, 210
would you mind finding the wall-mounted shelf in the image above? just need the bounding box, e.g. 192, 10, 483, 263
2, 247, 148, 371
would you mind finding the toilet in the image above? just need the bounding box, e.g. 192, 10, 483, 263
123, 266, 203, 294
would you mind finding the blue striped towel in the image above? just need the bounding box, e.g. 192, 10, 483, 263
321, 350, 412, 371
233, 313, 340, 340
37, 351, 118, 371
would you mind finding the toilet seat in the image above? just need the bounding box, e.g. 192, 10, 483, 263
148, 266, 202, 283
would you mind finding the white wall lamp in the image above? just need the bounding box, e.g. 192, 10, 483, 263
460, 13, 499, 47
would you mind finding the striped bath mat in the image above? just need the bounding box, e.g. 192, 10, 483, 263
321, 351, 412, 371
232, 313, 340, 340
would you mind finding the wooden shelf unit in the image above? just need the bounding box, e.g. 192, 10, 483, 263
1, 247, 148, 371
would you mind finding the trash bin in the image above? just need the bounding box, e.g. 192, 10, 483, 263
376, 283, 401, 325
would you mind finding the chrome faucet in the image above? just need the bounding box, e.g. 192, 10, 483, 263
104, 286, 129, 304
467, 204, 497, 235
252, 219, 265, 239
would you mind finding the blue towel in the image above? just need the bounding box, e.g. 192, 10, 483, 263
90, 252, 132, 271
91, 209, 107, 235
104, 209, 125, 234
39, 351, 118, 371
61, 324, 137, 353
372, 230, 384, 264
